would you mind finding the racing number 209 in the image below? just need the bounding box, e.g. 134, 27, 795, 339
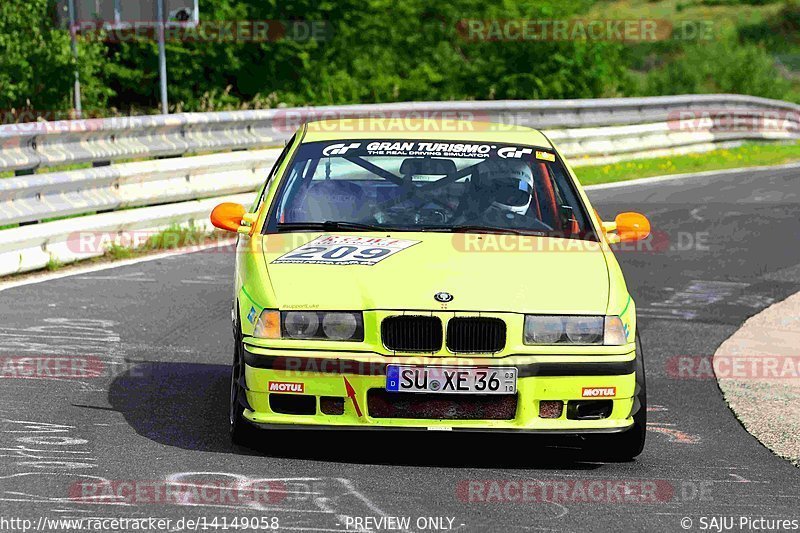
283, 246, 392, 261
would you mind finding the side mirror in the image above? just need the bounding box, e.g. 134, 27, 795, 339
602, 212, 650, 243
210, 203, 246, 233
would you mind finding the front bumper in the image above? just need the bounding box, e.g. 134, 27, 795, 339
240, 343, 637, 433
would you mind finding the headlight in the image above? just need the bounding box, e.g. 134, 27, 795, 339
322, 313, 359, 340
524, 315, 627, 346
565, 316, 604, 344
280, 311, 363, 341
524, 315, 564, 344
283, 311, 320, 339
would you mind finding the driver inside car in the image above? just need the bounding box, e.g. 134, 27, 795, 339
456, 158, 547, 229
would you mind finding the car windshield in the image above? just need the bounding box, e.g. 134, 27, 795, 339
265, 139, 595, 240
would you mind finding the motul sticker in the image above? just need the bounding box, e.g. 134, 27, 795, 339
581, 387, 616, 398
269, 381, 305, 393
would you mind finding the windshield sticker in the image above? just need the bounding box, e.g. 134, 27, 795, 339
535, 150, 556, 162
271, 235, 419, 266
312, 140, 549, 160
363, 141, 493, 158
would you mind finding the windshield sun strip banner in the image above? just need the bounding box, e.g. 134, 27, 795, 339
309, 140, 553, 160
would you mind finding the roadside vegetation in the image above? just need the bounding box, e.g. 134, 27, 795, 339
1, 0, 799, 118
101, 224, 218, 261
28, 224, 226, 274
576, 141, 800, 184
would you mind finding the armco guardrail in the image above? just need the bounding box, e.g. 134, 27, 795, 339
1, 93, 798, 277
0, 149, 279, 226
2, 93, 798, 173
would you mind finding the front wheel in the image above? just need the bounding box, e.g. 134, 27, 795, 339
230, 313, 259, 447
584, 334, 647, 461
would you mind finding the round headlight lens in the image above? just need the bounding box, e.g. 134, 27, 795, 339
525, 316, 564, 344
322, 313, 358, 340
564, 316, 604, 344
284, 312, 319, 339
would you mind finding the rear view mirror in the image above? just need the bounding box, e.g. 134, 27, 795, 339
399, 157, 457, 176
602, 212, 650, 243
210, 202, 246, 233
616, 212, 651, 242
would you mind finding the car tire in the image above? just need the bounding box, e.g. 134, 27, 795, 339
230, 310, 259, 448
584, 333, 647, 461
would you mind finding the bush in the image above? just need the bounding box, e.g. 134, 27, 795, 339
102, 0, 632, 110
641, 38, 791, 100
0, 0, 110, 117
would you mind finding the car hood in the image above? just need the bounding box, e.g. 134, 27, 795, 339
260, 232, 610, 314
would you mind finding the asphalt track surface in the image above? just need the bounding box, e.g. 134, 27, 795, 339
1, 166, 799, 532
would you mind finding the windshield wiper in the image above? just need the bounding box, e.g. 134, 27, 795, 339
420, 225, 547, 236
277, 221, 396, 232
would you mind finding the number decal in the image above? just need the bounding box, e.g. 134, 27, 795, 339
353, 247, 392, 260
272, 236, 419, 266
282, 246, 327, 260
321, 245, 359, 259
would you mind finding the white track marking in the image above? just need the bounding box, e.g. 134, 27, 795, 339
0, 238, 236, 293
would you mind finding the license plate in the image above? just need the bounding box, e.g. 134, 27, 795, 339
386, 365, 517, 394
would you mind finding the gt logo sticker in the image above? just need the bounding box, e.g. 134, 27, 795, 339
582, 387, 616, 397
269, 381, 305, 393
322, 142, 361, 156
272, 235, 419, 266
497, 147, 533, 159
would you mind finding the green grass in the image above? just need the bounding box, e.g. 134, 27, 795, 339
105, 243, 136, 260
575, 141, 800, 184
97, 223, 212, 261
140, 223, 211, 251
45, 256, 61, 271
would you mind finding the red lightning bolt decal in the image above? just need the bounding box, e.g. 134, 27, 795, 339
343, 377, 362, 418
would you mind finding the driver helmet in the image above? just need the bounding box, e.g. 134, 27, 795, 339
475, 159, 536, 218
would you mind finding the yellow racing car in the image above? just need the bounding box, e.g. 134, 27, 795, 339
211, 119, 651, 459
